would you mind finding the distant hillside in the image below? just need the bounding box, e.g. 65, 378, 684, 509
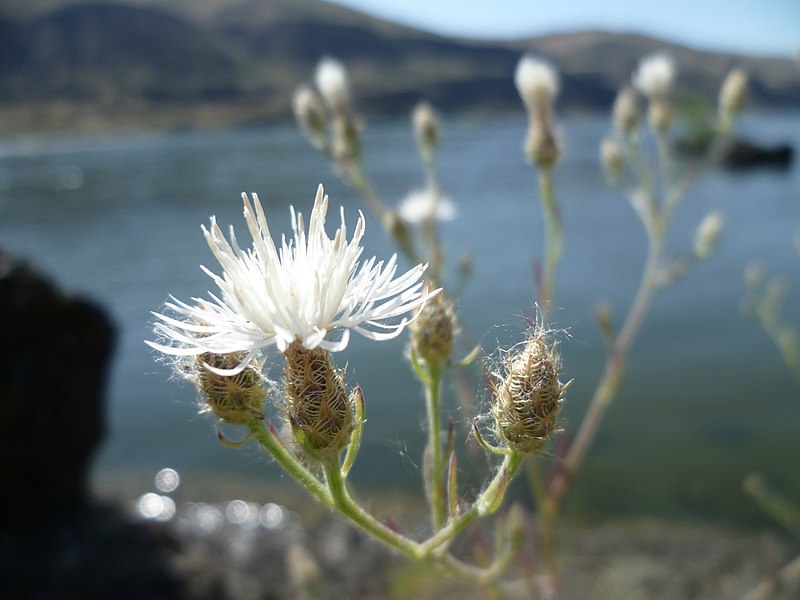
1, 0, 798, 133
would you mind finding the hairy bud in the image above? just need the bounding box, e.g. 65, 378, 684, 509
412, 101, 440, 161
492, 329, 565, 454
292, 85, 328, 149
600, 137, 624, 185
718, 68, 748, 128
524, 121, 561, 169
283, 342, 353, 457
612, 87, 640, 138
412, 292, 456, 366
196, 352, 267, 424
693, 212, 724, 259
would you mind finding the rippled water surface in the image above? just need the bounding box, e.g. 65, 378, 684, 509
2, 113, 798, 521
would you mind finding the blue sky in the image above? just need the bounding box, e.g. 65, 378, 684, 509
328, 0, 799, 57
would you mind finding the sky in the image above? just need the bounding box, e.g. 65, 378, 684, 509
327, 0, 799, 57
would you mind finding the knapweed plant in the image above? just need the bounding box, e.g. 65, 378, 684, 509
148, 184, 565, 584
150, 49, 750, 596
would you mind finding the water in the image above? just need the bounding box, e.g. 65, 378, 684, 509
1, 114, 798, 523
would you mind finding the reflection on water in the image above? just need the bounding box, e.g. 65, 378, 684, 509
1, 114, 799, 522
135, 467, 291, 545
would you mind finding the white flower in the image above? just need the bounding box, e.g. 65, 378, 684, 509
632, 52, 676, 99
148, 185, 438, 373
315, 56, 350, 112
397, 189, 456, 224
514, 54, 560, 110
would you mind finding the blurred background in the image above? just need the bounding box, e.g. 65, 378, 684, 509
1, 0, 799, 529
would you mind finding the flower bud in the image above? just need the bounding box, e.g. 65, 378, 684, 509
292, 85, 328, 149
693, 212, 724, 259
612, 87, 640, 138
412, 292, 456, 366
283, 341, 353, 457
718, 68, 748, 126
524, 121, 561, 169
382, 209, 416, 260
492, 328, 565, 454
600, 137, 623, 185
648, 97, 672, 134
331, 112, 361, 163
412, 101, 440, 161
196, 352, 267, 424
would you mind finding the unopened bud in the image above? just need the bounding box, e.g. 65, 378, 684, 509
292, 85, 328, 149
693, 212, 724, 259
524, 122, 561, 169
595, 302, 615, 346
648, 97, 672, 134
492, 328, 565, 454
283, 341, 352, 457
612, 87, 640, 137
412, 292, 456, 366
412, 101, 440, 160
382, 210, 415, 259
600, 137, 623, 185
718, 68, 748, 126
331, 112, 361, 163
196, 352, 266, 424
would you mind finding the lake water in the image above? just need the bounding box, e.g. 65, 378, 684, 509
1, 113, 798, 523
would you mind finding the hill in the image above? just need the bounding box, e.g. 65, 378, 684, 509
0, 0, 798, 133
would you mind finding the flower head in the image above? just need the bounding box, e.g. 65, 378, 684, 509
632, 52, 676, 99
514, 54, 560, 111
514, 54, 561, 167
397, 189, 456, 224
148, 185, 438, 372
315, 56, 350, 113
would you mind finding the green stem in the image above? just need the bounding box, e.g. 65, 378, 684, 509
323, 458, 421, 557
247, 420, 332, 505
424, 362, 446, 530
421, 452, 523, 553
538, 167, 562, 314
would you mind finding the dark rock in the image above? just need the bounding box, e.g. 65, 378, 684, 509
0, 502, 199, 600
721, 139, 793, 170
0, 249, 225, 599
675, 135, 794, 170
0, 248, 114, 533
